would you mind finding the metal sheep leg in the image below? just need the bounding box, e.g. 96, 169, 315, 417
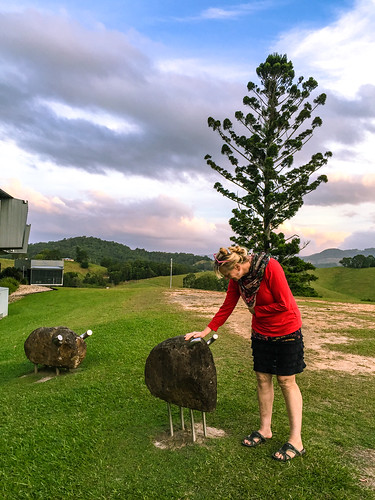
180, 406, 185, 430
202, 411, 207, 438
190, 409, 196, 442
167, 402, 174, 437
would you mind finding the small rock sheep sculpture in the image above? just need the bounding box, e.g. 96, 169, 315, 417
24, 326, 93, 375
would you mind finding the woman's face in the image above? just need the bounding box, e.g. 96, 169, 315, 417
222, 264, 243, 281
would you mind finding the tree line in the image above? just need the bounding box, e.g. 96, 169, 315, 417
340, 254, 375, 268
20, 239, 214, 288
104, 259, 196, 284
63, 253, 209, 288
26, 236, 212, 269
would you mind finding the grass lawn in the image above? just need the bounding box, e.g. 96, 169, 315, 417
63, 260, 107, 276
312, 267, 375, 302
0, 277, 374, 499
0, 257, 14, 270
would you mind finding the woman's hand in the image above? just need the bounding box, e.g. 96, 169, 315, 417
184, 327, 212, 341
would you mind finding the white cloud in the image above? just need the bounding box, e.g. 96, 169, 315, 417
1, 176, 233, 253
198, 1, 278, 21
156, 58, 250, 82
201, 7, 240, 20
280, 219, 351, 256
38, 99, 142, 133
305, 173, 375, 206
0, 8, 242, 179
275, 0, 375, 98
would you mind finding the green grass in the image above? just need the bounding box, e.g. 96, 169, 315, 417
322, 326, 375, 357
311, 267, 375, 302
0, 279, 374, 499
63, 260, 107, 276
0, 257, 14, 270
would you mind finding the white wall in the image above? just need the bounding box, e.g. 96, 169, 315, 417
0, 287, 9, 318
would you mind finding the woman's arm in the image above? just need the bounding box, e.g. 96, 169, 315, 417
185, 280, 240, 340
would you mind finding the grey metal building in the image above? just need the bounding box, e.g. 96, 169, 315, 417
15, 259, 64, 286
0, 188, 30, 254
30, 260, 64, 286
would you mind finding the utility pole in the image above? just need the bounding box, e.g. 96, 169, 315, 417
170, 258, 173, 288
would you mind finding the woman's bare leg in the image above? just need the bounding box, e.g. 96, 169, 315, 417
243, 371, 273, 445
275, 374, 303, 458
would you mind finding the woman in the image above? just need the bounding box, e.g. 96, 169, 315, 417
185, 245, 306, 462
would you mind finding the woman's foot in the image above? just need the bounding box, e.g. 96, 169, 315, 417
272, 442, 305, 462
242, 430, 272, 447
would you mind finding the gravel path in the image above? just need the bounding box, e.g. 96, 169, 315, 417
9, 284, 53, 303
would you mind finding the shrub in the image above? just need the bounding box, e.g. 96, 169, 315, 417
82, 272, 107, 287
63, 272, 81, 288
108, 270, 122, 285
183, 273, 197, 288
0, 277, 20, 294
183, 272, 229, 292
0, 266, 23, 282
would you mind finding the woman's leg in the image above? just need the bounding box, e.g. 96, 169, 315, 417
243, 371, 274, 445
275, 374, 303, 457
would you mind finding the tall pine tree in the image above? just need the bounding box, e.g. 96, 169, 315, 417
205, 53, 332, 295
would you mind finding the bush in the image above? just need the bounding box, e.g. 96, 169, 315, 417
82, 272, 107, 287
0, 266, 23, 282
183, 273, 197, 288
63, 272, 81, 288
0, 277, 20, 294
108, 270, 122, 285
183, 272, 229, 292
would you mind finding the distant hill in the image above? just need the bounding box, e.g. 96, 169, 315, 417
301, 247, 375, 268
26, 236, 213, 269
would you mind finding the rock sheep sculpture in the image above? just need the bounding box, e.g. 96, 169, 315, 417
24, 326, 92, 375
145, 334, 218, 441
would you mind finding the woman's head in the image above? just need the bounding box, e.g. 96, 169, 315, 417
213, 245, 248, 278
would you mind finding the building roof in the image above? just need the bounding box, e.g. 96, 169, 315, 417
30, 260, 64, 269
0, 189, 13, 199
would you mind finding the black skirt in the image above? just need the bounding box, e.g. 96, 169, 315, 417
251, 329, 306, 376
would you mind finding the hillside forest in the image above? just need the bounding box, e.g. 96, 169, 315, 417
0, 236, 214, 290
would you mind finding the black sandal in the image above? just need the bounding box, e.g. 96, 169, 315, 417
272, 442, 306, 462
241, 430, 267, 448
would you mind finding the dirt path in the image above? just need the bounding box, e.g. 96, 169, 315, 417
167, 289, 375, 375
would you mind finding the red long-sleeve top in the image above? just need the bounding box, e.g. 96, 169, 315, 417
208, 258, 302, 337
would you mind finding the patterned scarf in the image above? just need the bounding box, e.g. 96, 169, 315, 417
238, 252, 270, 309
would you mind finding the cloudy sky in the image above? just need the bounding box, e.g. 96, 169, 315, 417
1, 0, 374, 256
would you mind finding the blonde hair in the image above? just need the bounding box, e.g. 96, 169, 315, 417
213, 245, 248, 278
